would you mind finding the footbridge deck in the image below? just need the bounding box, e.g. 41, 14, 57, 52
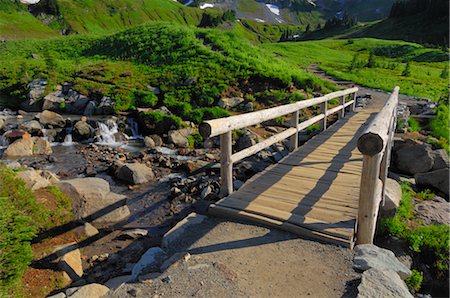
200, 87, 399, 248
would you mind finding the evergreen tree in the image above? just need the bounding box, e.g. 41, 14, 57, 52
367, 52, 375, 68
402, 62, 411, 76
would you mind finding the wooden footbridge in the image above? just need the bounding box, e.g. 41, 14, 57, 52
200, 86, 400, 248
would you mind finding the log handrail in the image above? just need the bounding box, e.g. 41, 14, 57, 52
356, 86, 399, 245
200, 87, 359, 196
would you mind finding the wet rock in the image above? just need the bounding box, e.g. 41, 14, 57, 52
393, 140, 434, 174
414, 197, 450, 225
218, 97, 244, 109
144, 136, 156, 148
21, 78, 46, 111
415, 168, 449, 197
67, 283, 109, 298
383, 178, 402, 212
73, 222, 99, 238
131, 247, 167, 280
116, 162, 155, 185
353, 244, 411, 279
357, 269, 413, 298
42, 91, 65, 111
19, 120, 42, 135
73, 121, 94, 141
432, 149, 449, 170
38, 110, 66, 128
168, 128, 192, 148
53, 242, 83, 282
57, 178, 130, 226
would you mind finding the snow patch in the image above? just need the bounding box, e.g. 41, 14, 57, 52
199, 3, 215, 9
306, 0, 316, 6
183, 0, 194, 6
265, 4, 280, 16
275, 17, 283, 23
254, 18, 266, 23
20, 0, 40, 3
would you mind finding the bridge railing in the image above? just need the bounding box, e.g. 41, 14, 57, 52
356, 86, 400, 245
200, 87, 359, 197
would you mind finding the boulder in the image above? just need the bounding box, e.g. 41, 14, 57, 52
415, 168, 449, 197
83, 101, 96, 116
150, 134, 163, 146
131, 247, 167, 280
116, 163, 155, 185
353, 244, 411, 279
357, 269, 413, 298
73, 121, 94, 141
19, 120, 42, 135
38, 110, 66, 128
393, 141, 434, 174
414, 197, 450, 225
65, 93, 91, 114
42, 91, 65, 111
33, 137, 53, 155
383, 178, 402, 211
67, 283, 109, 298
16, 170, 51, 190
53, 242, 83, 282
144, 136, 156, 148
4, 136, 52, 156
21, 78, 46, 111
95, 96, 115, 115
162, 213, 206, 248
73, 222, 99, 238
0, 118, 5, 131
218, 97, 244, 109
168, 128, 192, 148
432, 149, 449, 171
235, 130, 257, 151
57, 178, 130, 225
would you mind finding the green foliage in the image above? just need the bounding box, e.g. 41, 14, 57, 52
306, 124, 321, 134
140, 111, 182, 135
405, 269, 423, 292
46, 185, 73, 226
402, 62, 411, 76
187, 132, 204, 148
367, 52, 376, 68
407, 117, 420, 132
430, 105, 449, 139
416, 189, 435, 200
440, 67, 449, 79
132, 89, 158, 108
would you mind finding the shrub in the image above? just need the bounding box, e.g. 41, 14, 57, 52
139, 111, 182, 135
132, 89, 158, 108
187, 132, 204, 148
199, 107, 229, 121
306, 124, 321, 134
405, 269, 423, 292
402, 62, 411, 76
430, 105, 449, 139
407, 117, 420, 132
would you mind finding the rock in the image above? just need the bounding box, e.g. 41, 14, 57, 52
243, 101, 254, 111
200, 186, 212, 199
357, 269, 413, 298
415, 168, 449, 197
144, 136, 156, 148
185, 160, 209, 174
47, 292, 66, 298
162, 213, 206, 248
42, 91, 65, 111
383, 178, 402, 211
57, 178, 130, 225
149, 134, 163, 146
73, 121, 94, 141
414, 197, 450, 225
83, 101, 96, 116
353, 244, 411, 279
4, 136, 52, 156
0, 118, 5, 131
38, 110, 66, 128
67, 283, 109, 298
432, 149, 449, 170
235, 130, 257, 151
218, 97, 244, 109
16, 170, 51, 190
160, 252, 191, 272
21, 78, 46, 111
19, 120, 42, 135
105, 275, 131, 290
393, 141, 434, 174
118, 229, 148, 240
53, 242, 83, 281
5, 161, 21, 170
116, 163, 155, 185
96, 96, 115, 115
73, 222, 99, 238
168, 128, 192, 148
131, 247, 167, 279
65, 93, 91, 114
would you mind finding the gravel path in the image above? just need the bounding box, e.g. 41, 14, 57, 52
108, 217, 360, 298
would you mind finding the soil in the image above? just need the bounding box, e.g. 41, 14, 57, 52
108, 217, 361, 298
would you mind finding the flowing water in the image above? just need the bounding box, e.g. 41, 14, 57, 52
96, 119, 122, 146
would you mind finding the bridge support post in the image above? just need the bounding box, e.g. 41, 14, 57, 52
289, 110, 299, 152
356, 154, 383, 244
352, 92, 357, 112
320, 102, 327, 131
220, 131, 233, 197
339, 96, 345, 119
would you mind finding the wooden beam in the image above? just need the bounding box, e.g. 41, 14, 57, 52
200, 87, 359, 138
220, 131, 233, 196
320, 102, 327, 131
339, 96, 345, 119
289, 110, 299, 152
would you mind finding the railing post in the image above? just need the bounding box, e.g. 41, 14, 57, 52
339, 95, 345, 119
320, 101, 327, 131
220, 131, 233, 197
356, 154, 383, 244
352, 92, 357, 112
289, 110, 299, 152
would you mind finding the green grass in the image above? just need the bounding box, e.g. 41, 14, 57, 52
408, 117, 421, 132
263, 38, 449, 101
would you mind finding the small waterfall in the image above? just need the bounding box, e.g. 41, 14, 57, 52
62, 127, 74, 146
97, 119, 122, 146
126, 117, 143, 140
